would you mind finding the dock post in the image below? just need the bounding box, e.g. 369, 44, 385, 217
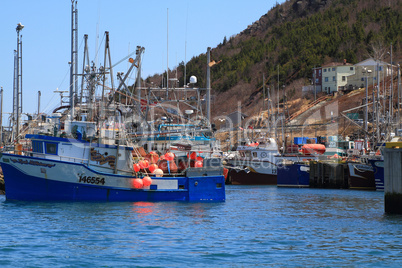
384, 148, 402, 214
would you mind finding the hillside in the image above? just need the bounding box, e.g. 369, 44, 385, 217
145, 0, 401, 129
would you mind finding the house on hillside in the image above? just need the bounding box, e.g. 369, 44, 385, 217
345, 58, 392, 90
321, 60, 355, 94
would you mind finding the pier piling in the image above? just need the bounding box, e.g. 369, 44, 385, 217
384, 148, 402, 214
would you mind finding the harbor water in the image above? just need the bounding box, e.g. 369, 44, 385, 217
0, 186, 401, 267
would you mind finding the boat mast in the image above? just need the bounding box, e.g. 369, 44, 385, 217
206, 47, 211, 123
69, 0, 78, 120
13, 22, 24, 142
0, 87, 3, 147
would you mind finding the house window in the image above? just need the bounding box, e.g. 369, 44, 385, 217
324, 69, 327, 72
342, 76, 346, 81
361, 78, 364, 81
328, 68, 331, 72
319, 70, 321, 75
350, 67, 354, 71
325, 77, 329, 82
333, 76, 336, 81
325, 87, 327, 91
332, 68, 335, 71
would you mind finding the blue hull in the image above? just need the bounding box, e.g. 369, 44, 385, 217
277, 163, 310, 187
1, 161, 225, 202
368, 159, 384, 191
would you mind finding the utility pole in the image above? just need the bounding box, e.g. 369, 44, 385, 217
313, 67, 316, 101
37, 91, 41, 118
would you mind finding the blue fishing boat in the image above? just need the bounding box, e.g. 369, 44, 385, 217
0, 1, 225, 202
368, 158, 384, 191
277, 161, 310, 187
0, 134, 225, 201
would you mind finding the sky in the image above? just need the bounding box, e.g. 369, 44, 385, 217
0, 0, 281, 124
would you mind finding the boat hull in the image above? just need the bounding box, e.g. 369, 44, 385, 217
0, 153, 225, 202
368, 159, 384, 191
277, 163, 310, 188
347, 162, 376, 190
227, 168, 277, 185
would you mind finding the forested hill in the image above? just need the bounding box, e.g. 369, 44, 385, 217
146, 0, 401, 117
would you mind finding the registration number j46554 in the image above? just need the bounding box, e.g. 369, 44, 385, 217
78, 175, 106, 185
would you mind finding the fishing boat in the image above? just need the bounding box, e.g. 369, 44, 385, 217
368, 158, 384, 191
0, 2, 225, 202
225, 139, 324, 185
277, 160, 310, 188
225, 139, 279, 185
347, 156, 376, 190
0, 130, 225, 201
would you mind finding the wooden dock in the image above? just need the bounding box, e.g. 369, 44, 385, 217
309, 161, 349, 189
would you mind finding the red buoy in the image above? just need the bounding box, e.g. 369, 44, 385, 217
139, 160, 149, 169
164, 152, 175, 161
142, 176, 152, 187
133, 163, 141, 173
132, 178, 143, 189
189, 152, 197, 160
149, 163, 158, 173
195, 160, 203, 168
223, 168, 229, 179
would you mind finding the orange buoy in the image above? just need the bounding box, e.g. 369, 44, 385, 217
132, 178, 143, 189
189, 152, 197, 160
133, 163, 141, 173
196, 156, 204, 162
139, 160, 149, 169
154, 168, 164, 177
165, 152, 175, 161
142, 176, 152, 187
149, 163, 158, 173
195, 160, 203, 168
223, 168, 229, 179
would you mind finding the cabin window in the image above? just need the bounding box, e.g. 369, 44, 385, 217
252, 152, 257, 158
32, 141, 43, 153
45, 142, 58, 155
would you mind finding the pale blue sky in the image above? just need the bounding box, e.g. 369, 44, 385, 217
0, 0, 281, 120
